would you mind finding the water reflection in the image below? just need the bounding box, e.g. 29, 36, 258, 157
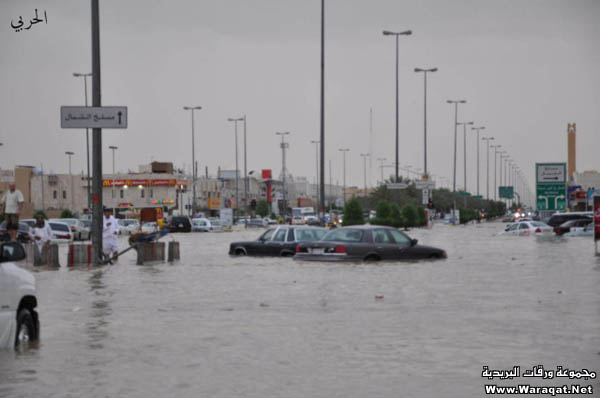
87, 270, 111, 350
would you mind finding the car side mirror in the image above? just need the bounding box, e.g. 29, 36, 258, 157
1, 242, 26, 262
410, 239, 418, 247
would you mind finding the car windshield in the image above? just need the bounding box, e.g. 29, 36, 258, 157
49, 223, 69, 232
61, 219, 77, 226
531, 222, 547, 227
295, 228, 327, 241
322, 228, 364, 242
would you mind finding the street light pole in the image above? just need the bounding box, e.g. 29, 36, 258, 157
446, 100, 466, 192
65, 151, 74, 212
377, 157, 386, 185
183, 106, 202, 217
383, 29, 412, 183
414, 67, 437, 178
311, 140, 320, 218
276, 132, 291, 218
456, 121, 474, 192
338, 148, 349, 203
360, 153, 369, 196
109, 145, 117, 214
471, 126, 485, 196
482, 137, 494, 199
73, 72, 93, 212
243, 115, 248, 222
228, 117, 244, 222
492, 145, 501, 201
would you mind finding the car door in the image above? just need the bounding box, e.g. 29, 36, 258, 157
518, 223, 531, 236
265, 228, 288, 255
251, 228, 277, 255
388, 229, 416, 259
371, 229, 398, 260
0, 263, 16, 345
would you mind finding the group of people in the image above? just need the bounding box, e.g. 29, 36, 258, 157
1, 183, 121, 262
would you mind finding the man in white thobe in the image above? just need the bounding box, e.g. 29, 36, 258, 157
102, 208, 120, 262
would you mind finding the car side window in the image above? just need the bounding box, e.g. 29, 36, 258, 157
389, 229, 411, 244
373, 229, 392, 244
260, 228, 276, 241
273, 228, 287, 242
287, 229, 295, 242
508, 224, 519, 231
519, 223, 529, 230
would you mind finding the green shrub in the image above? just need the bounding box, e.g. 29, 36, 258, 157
401, 204, 417, 229
375, 200, 391, 219
256, 200, 269, 218
342, 198, 364, 226
60, 209, 74, 219
389, 203, 403, 228
416, 206, 427, 227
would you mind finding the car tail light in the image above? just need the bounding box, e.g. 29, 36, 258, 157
535, 228, 541, 233
57, 234, 71, 239
70, 226, 76, 231
334, 245, 347, 254
296, 245, 301, 253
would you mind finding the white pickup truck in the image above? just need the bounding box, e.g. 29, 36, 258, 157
0, 242, 40, 349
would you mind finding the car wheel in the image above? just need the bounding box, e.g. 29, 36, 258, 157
15, 308, 38, 349
364, 254, 381, 262
280, 251, 294, 257
235, 248, 247, 256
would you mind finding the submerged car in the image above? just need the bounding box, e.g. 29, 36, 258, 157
0, 221, 32, 244
0, 241, 40, 349
564, 223, 594, 237
229, 226, 328, 257
499, 221, 554, 236
192, 218, 222, 232
553, 218, 593, 236
294, 225, 446, 261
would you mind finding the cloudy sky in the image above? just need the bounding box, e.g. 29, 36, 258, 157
1, 0, 598, 193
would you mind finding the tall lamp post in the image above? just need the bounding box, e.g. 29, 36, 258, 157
471, 126, 485, 196
73, 72, 92, 212
377, 157, 386, 185
109, 145, 118, 215
228, 117, 244, 222
456, 121, 474, 192
310, 140, 320, 217
65, 151, 74, 212
276, 132, 291, 218
491, 145, 501, 201
481, 136, 494, 199
360, 153, 369, 196
338, 148, 349, 204
414, 67, 437, 178
383, 29, 412, 182
183, 106, 202, 217
446, 100, 466, 192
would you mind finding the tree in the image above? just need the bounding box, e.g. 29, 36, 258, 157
401, 204, 417, 229
389, 203, 403, 228
416, 206, 427, 227
375, 200, 391, 219
256, 200, 269, 218
34, 210, 48, 220
60, 209, 74, 218
342, 198, 364, 226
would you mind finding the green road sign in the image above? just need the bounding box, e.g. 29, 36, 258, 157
536, 163, 567, 211
499, 186, 514, 199
459, 191, 471, 197
472, 195, 483, 199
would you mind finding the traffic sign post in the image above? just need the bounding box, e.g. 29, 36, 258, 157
536, 163, 567, 212
415, 180, 435, 190
594, 195, 600, 256
499, 186, 514, 199
387, 183, 408, 190
61, 106, 128, 129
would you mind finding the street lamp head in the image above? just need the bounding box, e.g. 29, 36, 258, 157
472, 126, 485, 131
276, 131, 290, 136
383, 30, 412, 36
228, 117, 243, 122
183, 106, 202, 110
65, 151, 74, 155
415, 67, 438, 73
447, 99, 467, 104
73, 72, 92, 77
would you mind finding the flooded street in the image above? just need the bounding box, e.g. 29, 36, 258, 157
1, 221, 599, 397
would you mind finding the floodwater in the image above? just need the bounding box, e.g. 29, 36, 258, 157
1, 221, 599, 397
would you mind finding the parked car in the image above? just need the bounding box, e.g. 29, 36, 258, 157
247, 218, 267, 228
0, 241, 40, 349
554, 218, 593, 236
20, 219, 36, 228
263, 217, 278, 225
168, 216, 191, 233
546, 212, 592, 228
192, 218, 222, 232
0, 221, 32, 243
229, 226, 328, 257
291, 216, 305, 225
295, 225, 447, 262
564, 223, 594, 237
117, 219, 140, 235
141, 222, 158, 234
499, 221, 554, 236
48, 221, 74, 243
49, 218, 88, 240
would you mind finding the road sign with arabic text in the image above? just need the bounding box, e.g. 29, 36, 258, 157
61, 106, 128, 128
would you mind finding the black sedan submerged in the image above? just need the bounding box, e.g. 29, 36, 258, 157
294, 225, 447, 261
229, 226, 328, 257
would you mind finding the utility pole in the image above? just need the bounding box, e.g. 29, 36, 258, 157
414, 67, 438, 178
377, 157, 386, 185
109, 145, 117, 215
471, 126, 485, 197
457, 121, 474, 192
228, 117, 244, 222
482, 136, 494, 200
338, 148, 349, 204
360, 153, 369, 196
311, 140, 320, 219
73, 72, 92, 212
276, 132, 290, 218
183, 106, 202, 217
65, 151, 74, 212
90, 0, 103, 265
446, 100, 466, 192
319, 0, 325, 221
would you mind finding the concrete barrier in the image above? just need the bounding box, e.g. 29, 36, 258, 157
67, 243, 92, 267
167, 241, 180, 262
136, 241, 165, 265
25, 243, 60, 267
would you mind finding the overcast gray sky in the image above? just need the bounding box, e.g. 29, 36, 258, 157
1, 0, 599, 191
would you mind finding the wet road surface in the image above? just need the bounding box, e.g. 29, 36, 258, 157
1, 221, 599, 397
